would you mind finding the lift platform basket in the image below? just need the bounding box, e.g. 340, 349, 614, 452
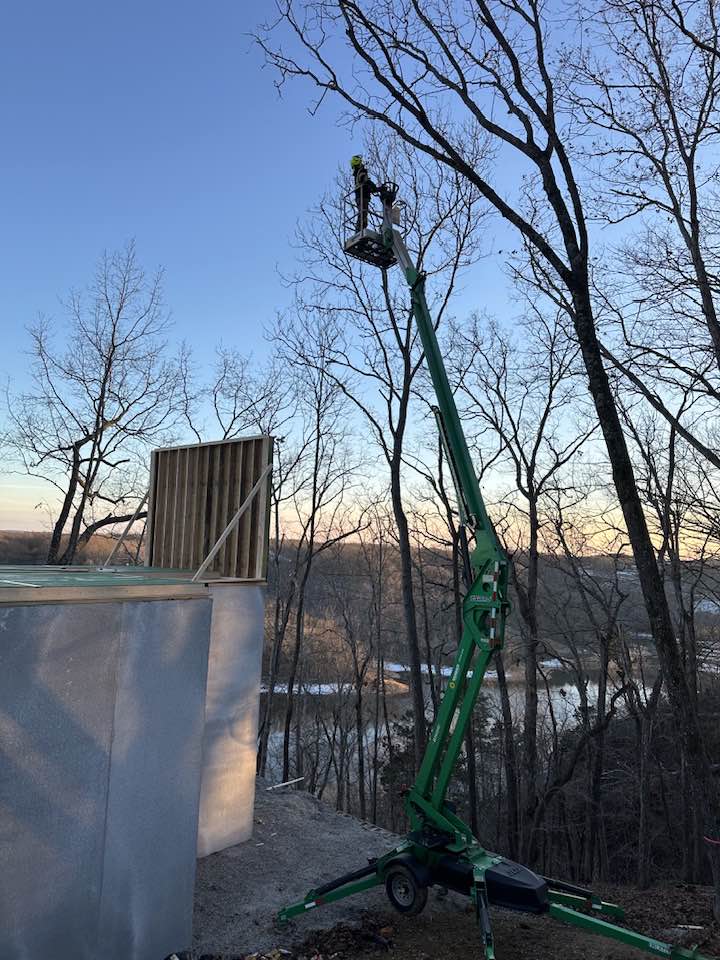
342, 187, 398, 269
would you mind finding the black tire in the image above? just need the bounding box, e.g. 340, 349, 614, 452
384, 863, 428, 916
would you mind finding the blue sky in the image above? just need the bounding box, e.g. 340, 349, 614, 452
0, 1, 354, 525
0, 1, 520, 529
0, 1, 356, 528
0, 2, 359, 377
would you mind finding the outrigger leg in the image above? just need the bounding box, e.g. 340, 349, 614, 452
473, 877, 495, 960
545, 875, 625, 917
550, 898, 714, 959
543, 878, 715, 959
277, 860, 383, 921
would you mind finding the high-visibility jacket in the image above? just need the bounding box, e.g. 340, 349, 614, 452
354, 164, 377, 201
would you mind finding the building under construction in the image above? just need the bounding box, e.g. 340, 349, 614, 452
0, 435, 272, 960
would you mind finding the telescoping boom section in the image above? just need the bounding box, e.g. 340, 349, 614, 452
278, 179, 715, 960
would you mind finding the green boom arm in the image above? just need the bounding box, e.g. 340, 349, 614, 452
277, 178, 716, 960
377, 185, 509, 839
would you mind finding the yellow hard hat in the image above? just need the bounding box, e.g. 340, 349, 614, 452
350, 155, 363, 168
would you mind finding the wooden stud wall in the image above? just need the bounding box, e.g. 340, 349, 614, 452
146, 435, 273, 580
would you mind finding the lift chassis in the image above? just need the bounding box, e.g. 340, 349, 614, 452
278, 180, 715, 960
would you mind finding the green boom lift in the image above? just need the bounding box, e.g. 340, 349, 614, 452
278, 177, 715, 960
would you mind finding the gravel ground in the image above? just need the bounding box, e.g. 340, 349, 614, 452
193, 779, 466, 956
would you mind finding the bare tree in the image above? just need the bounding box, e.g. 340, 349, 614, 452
451, 309, 595, 860
573, 0, 720, 466
575, 0, 720, 364
181, 345, 289, 442
544, 498, 628, 880
3, 242, 182, 563
324, 536, 380, 819
360, 505, 397, 824
270, 312, 367, 781
619, 398, 720, 881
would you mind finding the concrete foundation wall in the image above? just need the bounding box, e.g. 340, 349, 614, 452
197, 583, 264, 857
0, 597, 212, 960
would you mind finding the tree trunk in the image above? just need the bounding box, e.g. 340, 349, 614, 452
258, 604, 290, 776
570, 279, 720, 917
496, 652, 519, 860
521, 628, 538, 861
511, 523, 539, 863
257, 497, 289, 776
680, 751, 693, 882
372, 660, 381, 824
355, 681, 366, 820
417, 553, 438, 716
637, 710, 655, 890
688, 230, 720, 371
390, 458, 427, 769
583, 638, 609, 881
283, 592, 307, 781
47, 445, 82, 562
523, 500, 540, 842
294, 660, 304, 779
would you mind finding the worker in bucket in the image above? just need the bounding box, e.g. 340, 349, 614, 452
351, 155, 377, 232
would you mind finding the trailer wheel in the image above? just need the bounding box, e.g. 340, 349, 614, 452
385, 864, 428, 916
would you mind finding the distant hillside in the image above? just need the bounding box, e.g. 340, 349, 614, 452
0, 530, 138, 566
